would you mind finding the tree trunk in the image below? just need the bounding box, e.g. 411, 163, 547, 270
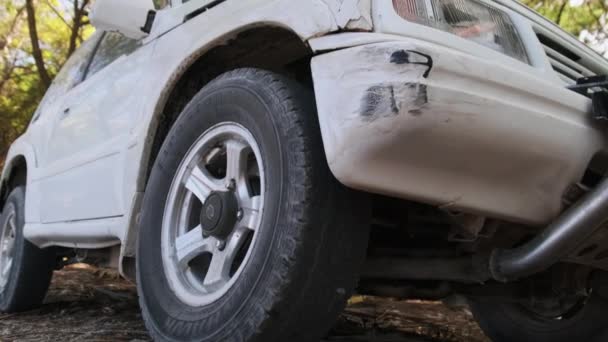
556, 0, 568, 25
67, 0, 90, 58
25, 0, 52, 89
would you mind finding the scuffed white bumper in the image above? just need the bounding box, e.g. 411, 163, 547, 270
311, 40, 605, 225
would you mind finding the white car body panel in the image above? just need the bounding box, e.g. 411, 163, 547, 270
30, 40, 152, 224
89, 0, 153, 40
312, 39, 604, 225
1, 138, 38, 222
0, 0, 606, 267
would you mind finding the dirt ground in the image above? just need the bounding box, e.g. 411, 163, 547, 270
0, 265, 490, 342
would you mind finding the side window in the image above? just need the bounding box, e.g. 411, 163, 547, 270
51, 31, 102, 91
85, 32, 140, 79
31, 32, 103, 122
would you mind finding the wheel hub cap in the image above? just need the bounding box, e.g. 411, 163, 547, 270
201, 191, 239, 239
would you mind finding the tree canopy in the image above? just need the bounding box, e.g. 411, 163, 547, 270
521, 0, 608, 54
0, 0, 606, 166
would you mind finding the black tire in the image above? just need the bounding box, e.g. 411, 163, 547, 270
0, 186, 55, 312
470, 294, 608, 342
137, 68, 371, 342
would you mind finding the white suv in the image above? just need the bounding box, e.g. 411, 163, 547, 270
2, 0, 608, 341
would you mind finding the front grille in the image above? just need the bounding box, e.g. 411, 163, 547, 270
537, 33, 595, 85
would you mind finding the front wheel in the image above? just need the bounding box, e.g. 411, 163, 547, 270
137, 68, 371, 342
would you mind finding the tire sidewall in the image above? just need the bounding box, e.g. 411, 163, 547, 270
138, 78, 290, 341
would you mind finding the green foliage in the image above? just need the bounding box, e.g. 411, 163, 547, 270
521, 0, 608, 54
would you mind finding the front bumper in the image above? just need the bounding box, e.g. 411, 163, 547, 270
311, 40, 605, 225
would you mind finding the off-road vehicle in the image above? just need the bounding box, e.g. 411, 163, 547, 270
2, 0, 608, 341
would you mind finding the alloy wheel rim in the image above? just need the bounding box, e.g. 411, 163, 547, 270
161, 122, 264, 307
0, 207, 16, 291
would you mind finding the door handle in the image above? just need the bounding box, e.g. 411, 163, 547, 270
62, 108, 70, 117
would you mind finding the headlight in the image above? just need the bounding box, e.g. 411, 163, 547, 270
392, 0, 529, 63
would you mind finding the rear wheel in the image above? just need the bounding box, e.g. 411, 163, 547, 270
471, 289, 608, 342
137, 68, 371, 341
0, 186, 55, 312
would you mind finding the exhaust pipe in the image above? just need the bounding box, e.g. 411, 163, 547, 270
490, 177, 608, 282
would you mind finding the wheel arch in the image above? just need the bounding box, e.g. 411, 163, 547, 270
138, 25, 313, 193
0, 155, 28, 212
119, 24, 316, 280
119, 0, 376, 276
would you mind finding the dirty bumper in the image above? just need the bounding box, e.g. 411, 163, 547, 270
311, 41, 603, 225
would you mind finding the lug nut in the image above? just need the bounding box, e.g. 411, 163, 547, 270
226, 179, 236, 191
216, 240, 226, 251
237, 209, 243, 221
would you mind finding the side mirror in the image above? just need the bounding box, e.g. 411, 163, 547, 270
89, 0, 156, 40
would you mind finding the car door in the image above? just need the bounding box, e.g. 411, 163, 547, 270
26, 32, 103, 221
36, 32, 150, 223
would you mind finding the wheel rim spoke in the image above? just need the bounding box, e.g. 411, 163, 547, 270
185, 165, 218, 203
225, 227, 249, 260
2, 258, 12, 277
0, 210, 16, 289
203, 251, 231, 288
4, 241, 12, 256
7, 217, 16, 234
203, 227, 249, 288
225, 140, 248, 181
240, 196, 261, 231
175, 225, 214, 269
225, 140, 250, 198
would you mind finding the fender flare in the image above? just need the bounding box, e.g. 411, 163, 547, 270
0, 138, 37, 210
